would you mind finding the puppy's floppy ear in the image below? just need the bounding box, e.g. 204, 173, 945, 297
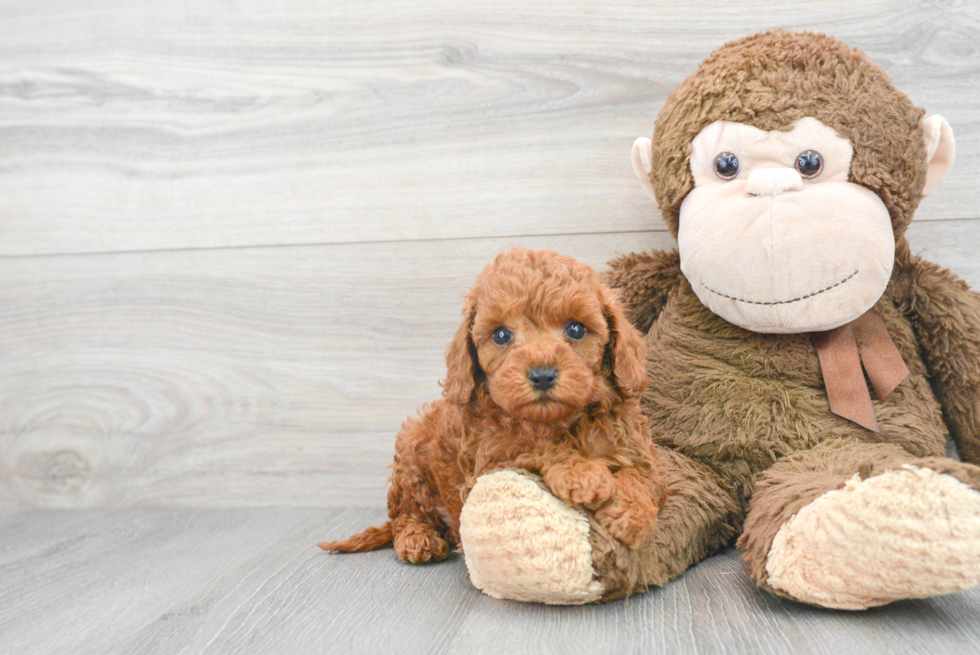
599, 285, 648, 399
442, 293, 481, 404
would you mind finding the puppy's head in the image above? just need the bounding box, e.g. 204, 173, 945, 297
443, 248, 647, 422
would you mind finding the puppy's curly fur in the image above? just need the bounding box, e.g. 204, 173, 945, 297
320, 248, 666, 563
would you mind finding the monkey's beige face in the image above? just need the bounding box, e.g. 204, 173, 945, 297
678, 117, 895, 333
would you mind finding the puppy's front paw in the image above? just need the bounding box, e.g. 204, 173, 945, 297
543, 460, 615, 509
595, 494, 658, 549
392, 521, 450, 564
594, 469, 662, 549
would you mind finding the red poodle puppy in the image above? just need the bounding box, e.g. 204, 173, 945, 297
320, 248, 666, 563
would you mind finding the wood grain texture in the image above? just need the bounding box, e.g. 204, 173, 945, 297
0, 231, 667, 508
0, 0, 977, 257
1, 508, 979, 655
0, 222, 976, 509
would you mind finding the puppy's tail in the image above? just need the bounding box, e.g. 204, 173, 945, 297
318, 522, 393, 553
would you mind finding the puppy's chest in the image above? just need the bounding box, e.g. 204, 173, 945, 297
465, 418, 615, 466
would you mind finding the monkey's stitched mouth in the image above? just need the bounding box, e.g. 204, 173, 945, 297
701, 270, 858, 306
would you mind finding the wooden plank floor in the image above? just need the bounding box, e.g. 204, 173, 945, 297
1, 508, 979, 655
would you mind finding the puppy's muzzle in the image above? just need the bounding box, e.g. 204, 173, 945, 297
528, 366, 558, 392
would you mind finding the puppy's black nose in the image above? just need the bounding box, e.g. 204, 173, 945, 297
528, 367, 558, 392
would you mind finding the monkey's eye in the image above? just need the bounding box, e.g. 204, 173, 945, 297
564, 321, 587, 341
492, 326, 513, 345
714, 152, 740, 180
795, 150, 823, 179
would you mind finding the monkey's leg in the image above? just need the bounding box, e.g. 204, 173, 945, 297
458, 447, 740, 604
740, 438, 980, 610
594, 447, 741, 600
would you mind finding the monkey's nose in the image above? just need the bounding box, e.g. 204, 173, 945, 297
528, 367, 558, 392
745, 168, 803, 196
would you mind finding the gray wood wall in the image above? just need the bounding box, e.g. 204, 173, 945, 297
1, 0, 978, 508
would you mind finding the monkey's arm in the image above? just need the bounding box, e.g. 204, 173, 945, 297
601, 249, 682, 333
898, 253, 980, 463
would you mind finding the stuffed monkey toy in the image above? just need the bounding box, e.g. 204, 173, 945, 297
458, 30, 980, 609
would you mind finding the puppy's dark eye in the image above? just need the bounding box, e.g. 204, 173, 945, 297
492, 326, 513, 345
714, 152, 740, 180
564, 321, 586, 341
795, 150, 823, 179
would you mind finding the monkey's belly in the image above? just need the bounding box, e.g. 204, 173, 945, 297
641, 285, 948, 490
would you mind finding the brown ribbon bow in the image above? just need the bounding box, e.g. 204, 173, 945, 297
811, 309, 909, 432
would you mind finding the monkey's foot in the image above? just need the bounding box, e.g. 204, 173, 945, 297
459, 469, 603, 604
765, 465, 980, 609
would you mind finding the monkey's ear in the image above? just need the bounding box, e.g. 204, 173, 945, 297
442, 295, 480, 404
631, 137, 659, 207
922, 115, 955, 197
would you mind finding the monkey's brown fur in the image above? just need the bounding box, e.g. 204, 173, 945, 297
320, 249, 666, 562
580, 30, 980, 601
